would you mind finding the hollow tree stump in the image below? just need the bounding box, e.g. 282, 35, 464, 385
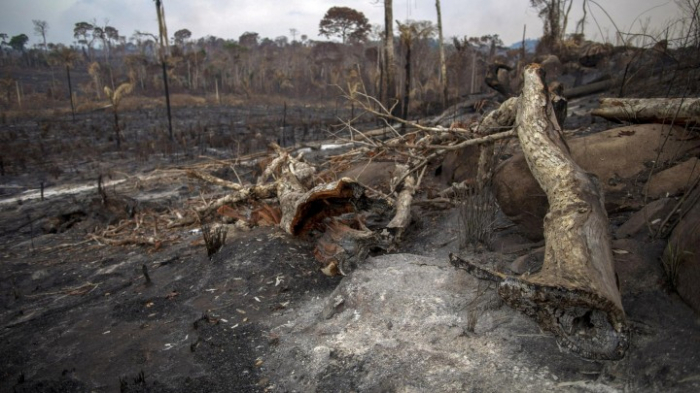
452, 64, 628, 360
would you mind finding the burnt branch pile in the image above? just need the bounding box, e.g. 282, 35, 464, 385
167, 81, 541, 274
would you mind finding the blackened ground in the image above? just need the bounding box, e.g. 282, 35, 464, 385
0, 185, 341, 393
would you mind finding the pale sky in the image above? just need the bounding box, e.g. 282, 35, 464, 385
0, 0, 683, 47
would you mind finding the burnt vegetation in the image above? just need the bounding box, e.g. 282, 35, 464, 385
1, 0, 700, 391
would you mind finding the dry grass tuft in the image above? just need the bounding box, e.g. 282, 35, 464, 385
455, 184, 498, 252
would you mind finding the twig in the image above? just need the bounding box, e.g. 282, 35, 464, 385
187, 169, 244, 191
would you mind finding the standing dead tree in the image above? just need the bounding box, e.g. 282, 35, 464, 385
50, 46, 79, 122
381, 0, 396, 112
154, 0, 174, 141
435, 0, 448, 109
451, 64, 628, 360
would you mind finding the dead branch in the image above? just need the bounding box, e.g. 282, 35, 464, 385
420, 130, 517, 151
195, 183, 278, 215
24, 282, 98, 298
187, 169, 243, 191
346, 90, 470, 134
386, 173, 416, 236
89, 234, 160, 247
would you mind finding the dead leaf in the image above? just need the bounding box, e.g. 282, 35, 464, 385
165, 291, 179, 300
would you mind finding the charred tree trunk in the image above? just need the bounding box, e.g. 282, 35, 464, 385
592, 97, 700, 127
402, 42, 411, 131
113, 109, 121, 149
161, 60, 173, 141
381, 0, 396, 111
452, 64, 628, 360
155, 0, 173, 141
66, 65, 75, 122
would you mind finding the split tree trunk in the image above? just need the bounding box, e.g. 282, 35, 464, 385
592, 97, 700, 127
452, 64, 628, 360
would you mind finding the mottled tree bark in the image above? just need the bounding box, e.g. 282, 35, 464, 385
453, 64, 628, 360
592, 97, 700, 127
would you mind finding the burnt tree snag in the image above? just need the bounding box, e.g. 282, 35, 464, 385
452, 64, 628, 360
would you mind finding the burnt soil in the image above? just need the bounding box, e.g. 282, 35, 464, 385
0, 104, 355, 392
1, 103, 700, 392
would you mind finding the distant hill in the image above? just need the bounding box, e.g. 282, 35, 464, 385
509, 38, 538, 53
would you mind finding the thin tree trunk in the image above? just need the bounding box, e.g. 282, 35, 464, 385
382, 0, 396, 111
402, 43, 411, 128
113, 109, 121, 149
155, 0, 173, 141
15, 81, 22, 109
436, 0, 448, 109
66, 65, 75, 122
161, 60, 173, 140
521, 24, 527, 70
470, 53, 477, 94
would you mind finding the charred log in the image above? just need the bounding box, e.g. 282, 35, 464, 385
592, 98, 700, 127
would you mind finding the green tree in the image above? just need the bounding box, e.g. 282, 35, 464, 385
239, 32, 259, 48
319, 6, 371, 43
174, 28, 192, 46
73, 21, 94, 47
9, 34, 29, 52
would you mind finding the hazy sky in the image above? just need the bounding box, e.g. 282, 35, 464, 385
0, 0, 683, 47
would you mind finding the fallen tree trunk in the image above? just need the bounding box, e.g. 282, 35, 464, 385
592, 97, 700, 127
452, 64, 628, 360
562, 77, 617, 99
